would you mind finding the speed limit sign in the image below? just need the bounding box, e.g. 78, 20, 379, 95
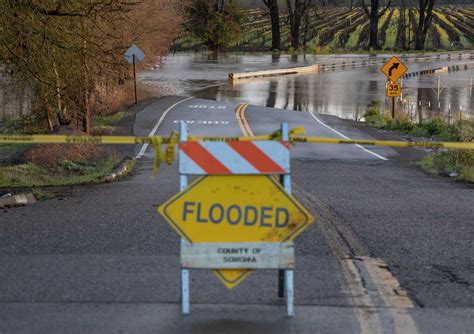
387, 83, 401, 97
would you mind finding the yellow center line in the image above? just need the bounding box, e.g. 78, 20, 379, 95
235, 103, 248, 136
235, 103, 253, 137
241, 104, 254, 137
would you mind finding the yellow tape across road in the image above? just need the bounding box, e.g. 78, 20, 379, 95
0, 134, 154, 145
0, 133, 473, 150
291, 136, 474, 150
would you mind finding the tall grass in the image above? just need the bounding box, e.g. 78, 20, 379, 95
364, 101, 474, 182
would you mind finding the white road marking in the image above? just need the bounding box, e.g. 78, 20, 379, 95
308, 112, 389, 161
173, 120, 230, 125
135, 97, 193, 159
188, 105, 227, 109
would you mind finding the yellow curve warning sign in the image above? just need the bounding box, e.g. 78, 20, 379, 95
381, 56, 408, 82
157, 175, 314, 289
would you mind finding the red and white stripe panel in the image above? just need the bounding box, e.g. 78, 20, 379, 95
179, 141, 290, 175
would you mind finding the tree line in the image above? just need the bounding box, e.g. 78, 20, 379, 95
184, 0, 438, 52
0, 0, 180, 133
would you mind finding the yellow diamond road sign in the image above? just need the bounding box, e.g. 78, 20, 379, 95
158, 175, 314, 289
381, 56, 408, 82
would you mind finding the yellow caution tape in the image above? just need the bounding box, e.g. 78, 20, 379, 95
0, 134, 154, 145
289, 127, 305, 136
149, 136, 163, 176
190, 135, 272, 142
1, 132, 473, 176
291, 136, 474, 150
1, 133, 473, 149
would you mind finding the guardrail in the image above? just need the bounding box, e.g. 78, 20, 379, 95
403, 62, 474, 79
229, 64, 318, 81
229, 51, 474, 79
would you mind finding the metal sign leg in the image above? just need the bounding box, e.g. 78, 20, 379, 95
181, 251, 190, 315
285, 270, 294, 317
180, 122, 190, 315
281, 122, 294, 317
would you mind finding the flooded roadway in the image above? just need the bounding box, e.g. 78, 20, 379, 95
140, 52, 474, 121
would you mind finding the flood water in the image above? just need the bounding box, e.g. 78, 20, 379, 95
2, 52, 473, 123
141, 52, 474, 122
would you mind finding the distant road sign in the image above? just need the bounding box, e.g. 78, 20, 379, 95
124, 45, 144, 64
386, 83, 401, 97
381, 56, 408, 82
158, 175, 314, 288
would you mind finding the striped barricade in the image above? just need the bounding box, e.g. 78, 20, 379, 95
174, 122, 298, 317
179, 141, 290, 175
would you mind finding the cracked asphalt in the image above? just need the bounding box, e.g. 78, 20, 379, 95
0, 96, 473, 333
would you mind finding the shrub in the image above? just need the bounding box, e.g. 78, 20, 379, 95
23, 143, 102, 167
364, 100, 388, 128
387, 114, 415, 132
420, 118, 447, 136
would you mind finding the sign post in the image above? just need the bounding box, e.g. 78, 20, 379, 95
386, 83, 401, 119
381, 56, 408, 119
124, 45, 145, 105
158, 122, 314, 317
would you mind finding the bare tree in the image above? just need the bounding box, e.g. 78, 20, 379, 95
361, 0, 392, 50
263, 0, 281, 50
399, 0, 408, 50
415, 0, 436, 50
286, 0, 314, 49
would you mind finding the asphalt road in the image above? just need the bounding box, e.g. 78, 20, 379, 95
0, 96, 473, 333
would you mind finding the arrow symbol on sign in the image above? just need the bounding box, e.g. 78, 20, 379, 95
389, 63, 400, 76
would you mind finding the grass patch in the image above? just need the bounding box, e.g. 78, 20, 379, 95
345, 23, 365, 49
92, 111, 126, 127
31, 188, 57, 201
363, 100, 473, 142
0, 155, 123, 187
364, 100, 474, 183
418, 151, 474, 183
90, 111, 127, 134
383, 9, 399, 50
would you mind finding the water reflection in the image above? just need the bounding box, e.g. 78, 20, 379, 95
141, 52, 474, 121
198, 68, 473, 121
